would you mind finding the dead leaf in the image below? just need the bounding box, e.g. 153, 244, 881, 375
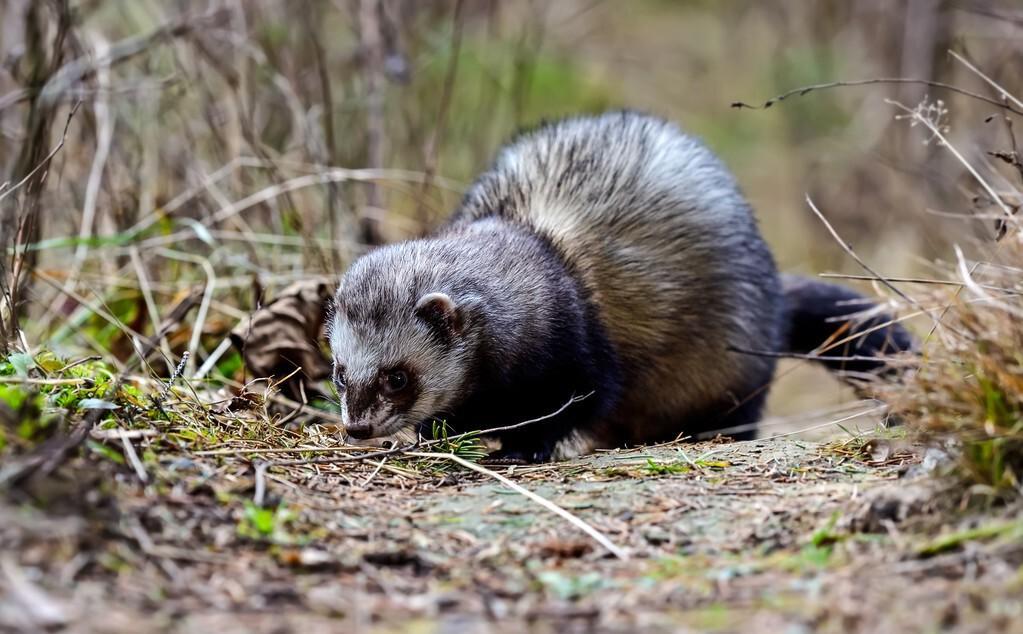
862, 438, 918, 465
864, 439, 892, 463
537, 537, 593, 559
230, 279, 333, 401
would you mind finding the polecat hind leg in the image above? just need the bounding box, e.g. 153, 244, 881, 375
781, 275, 915, 377
482, 428, 600, 464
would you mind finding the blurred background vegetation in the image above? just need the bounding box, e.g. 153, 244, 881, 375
1, 0, 1020, 432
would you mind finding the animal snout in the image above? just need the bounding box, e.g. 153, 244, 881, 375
345, 421, 374, 440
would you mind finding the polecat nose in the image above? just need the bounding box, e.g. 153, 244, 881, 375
346, 422, 374, 440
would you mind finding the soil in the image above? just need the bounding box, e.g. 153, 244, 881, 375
2, 436, 1022, 633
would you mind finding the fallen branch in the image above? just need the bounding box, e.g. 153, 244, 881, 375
407, 451, 630, 561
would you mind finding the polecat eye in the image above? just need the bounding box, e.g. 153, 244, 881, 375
332, 365, 347, 389
382, 369, 409, 395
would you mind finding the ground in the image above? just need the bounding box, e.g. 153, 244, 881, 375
3, 430, 1022, 634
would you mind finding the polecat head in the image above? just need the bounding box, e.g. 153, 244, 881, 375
328, 247, 477, 443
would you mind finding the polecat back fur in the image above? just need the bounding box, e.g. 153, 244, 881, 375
328, 112, 913, 462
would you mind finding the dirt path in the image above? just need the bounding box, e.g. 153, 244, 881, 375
2, 437, 1022, 633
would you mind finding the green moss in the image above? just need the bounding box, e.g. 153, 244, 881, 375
0, 384, 32, 410
645, 458, 690, 475
644, 457, 731, 476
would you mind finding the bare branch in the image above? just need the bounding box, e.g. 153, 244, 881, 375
407, 451, 630, 561
732, 78, 1023, 117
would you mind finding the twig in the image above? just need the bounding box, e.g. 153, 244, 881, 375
360, 459, 388, 488
0, 88, 29, 112
56, 356, 102, 373
672, 446, 707, 475
808, 310, 920, 357
731, 78, 1023, 117
887, 95, 1017, 343
819, 272, 1016, 293
195, 445, 367, 457
193, 338, 233, 380
153, 248, 217, 377
451, 392, 593, 440
208, 390, 585, 458
804, 195, 942, 333
959, 3, 1023, 27
119, 431, 149, 483
267, 442, 416, 469
0, 102, 81, 205
762, 405, 889, 441
253, 462, 268, 507
32, 270, 147, 341
91, 428, 157, 440
202, 171, 387, 228
276, 380, 308, 428
120, 158, 459, 240
699, 400, 886, 439
407, 451, 629, 560
268, 392, 346, 425
0, 557, 68, 628
954, 245, 1023, 319
0, 376, 89, 386
948, 50, 1023, 111
887, 99, 1015, 222
727, 345, 902, 364
128, 247, 173, 362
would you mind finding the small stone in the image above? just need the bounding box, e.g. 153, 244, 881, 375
642, 527, 671, 545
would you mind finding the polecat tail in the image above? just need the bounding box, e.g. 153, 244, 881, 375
780, 274, 915, 378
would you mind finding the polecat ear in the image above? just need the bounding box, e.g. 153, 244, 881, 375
415, 292, 462, 337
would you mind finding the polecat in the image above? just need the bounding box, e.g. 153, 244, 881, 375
327, 112, 913, 462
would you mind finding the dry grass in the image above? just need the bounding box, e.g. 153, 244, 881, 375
872, 85, 1023, 497
886, 239, 1023, 495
